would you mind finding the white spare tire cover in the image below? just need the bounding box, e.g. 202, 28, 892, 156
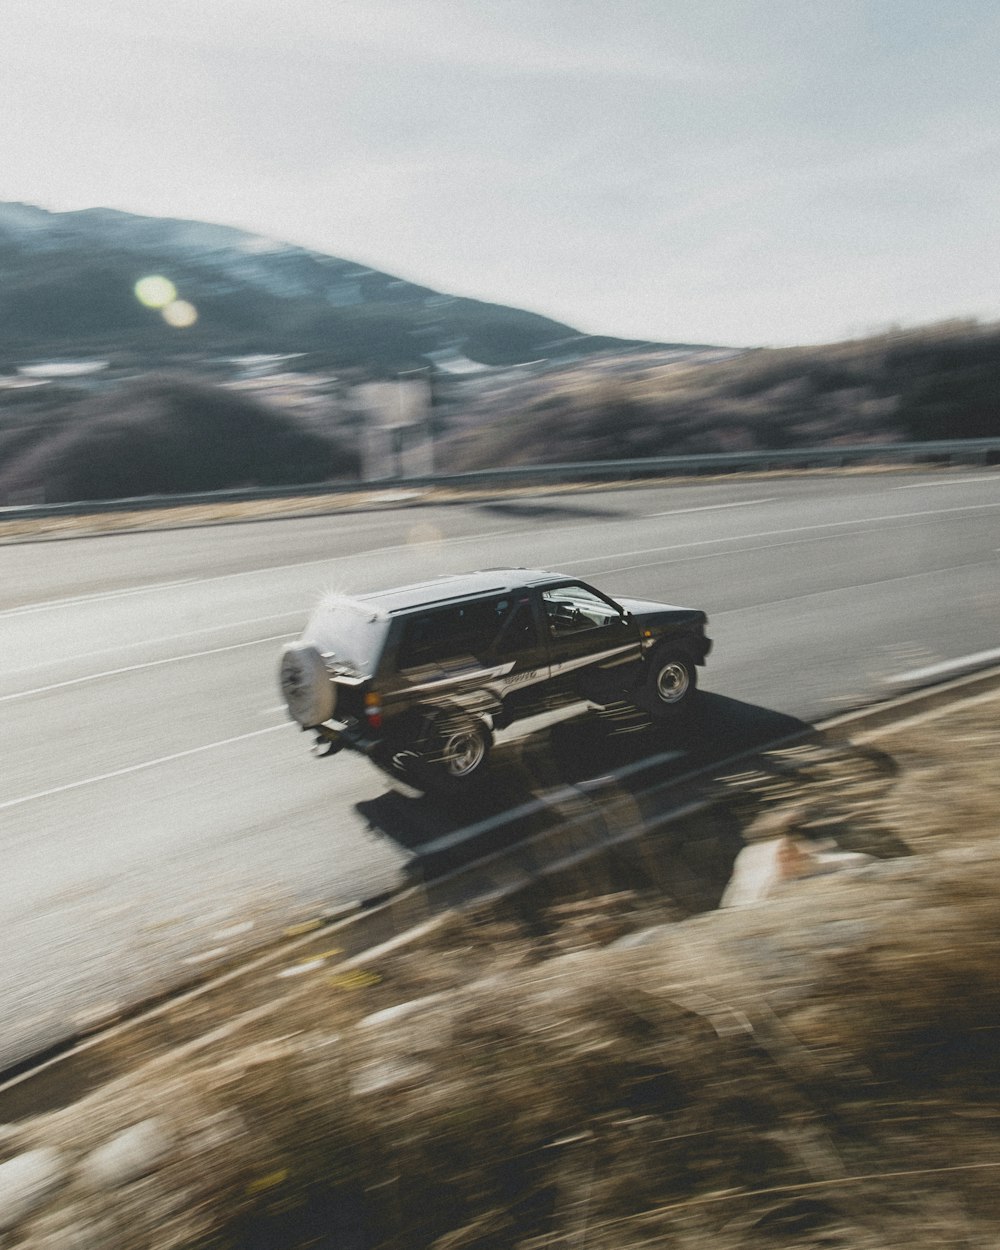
279, 643, 336, 727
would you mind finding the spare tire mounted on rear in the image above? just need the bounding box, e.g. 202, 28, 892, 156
279, 642, 336, 727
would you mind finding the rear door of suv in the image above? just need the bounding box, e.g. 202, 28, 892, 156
392, 592, 550, 718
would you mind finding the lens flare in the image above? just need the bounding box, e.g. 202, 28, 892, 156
407, 522, 443, 547
161, 300, 198, 328
134, 275, 177, 308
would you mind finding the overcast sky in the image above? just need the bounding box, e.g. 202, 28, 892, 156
4, 0, 999, 347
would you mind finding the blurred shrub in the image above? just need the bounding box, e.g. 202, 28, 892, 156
446, 321, 1000, 469
0, 377, 358, 502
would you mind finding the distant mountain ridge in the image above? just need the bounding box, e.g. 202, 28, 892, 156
0, 202, 690, 373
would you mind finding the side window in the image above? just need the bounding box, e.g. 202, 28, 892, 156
495, 599, 538, 656
542, 585, 625, 636
398, 597, 512, 670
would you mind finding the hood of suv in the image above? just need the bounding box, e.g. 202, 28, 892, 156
615, 597, 707, 628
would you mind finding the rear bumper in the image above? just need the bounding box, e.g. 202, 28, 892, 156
313, 721, 381, 757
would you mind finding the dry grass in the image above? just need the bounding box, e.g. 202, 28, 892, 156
445, 320, 1000, 469
8, 696, 1000, 1250
0, 491, 417, 544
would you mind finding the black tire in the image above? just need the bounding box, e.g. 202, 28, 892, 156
641, 649, 698, 719
408, 715, 494, 792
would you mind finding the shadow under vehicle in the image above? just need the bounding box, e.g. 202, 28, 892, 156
355, 691, 813, 885
279, 568, 711, 792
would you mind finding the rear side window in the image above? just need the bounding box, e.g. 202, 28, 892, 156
398, 597, 515, 670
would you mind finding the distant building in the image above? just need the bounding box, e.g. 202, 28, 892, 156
356, 378, 434, 481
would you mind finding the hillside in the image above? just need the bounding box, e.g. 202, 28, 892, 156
446, 320, 1000, 468
4, 318, 997, 504
3, 204, 997, 502
0, 203, 678, 372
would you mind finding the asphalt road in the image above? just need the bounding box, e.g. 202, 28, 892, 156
2, 470, 999, 1070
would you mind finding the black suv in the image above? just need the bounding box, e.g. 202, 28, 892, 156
279, 568, 711, 789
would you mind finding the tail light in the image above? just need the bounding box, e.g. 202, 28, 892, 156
364, 691, 383, 731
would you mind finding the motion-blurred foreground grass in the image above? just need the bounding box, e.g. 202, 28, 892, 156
7, 696, 1000, 1250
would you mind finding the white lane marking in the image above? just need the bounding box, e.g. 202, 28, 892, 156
0, 724, 288, 812
644, 498, 775, 517
556, 501, 1000, 570
0, 633, 298, 703
0, 578, 198, 618
590, 516, 970, 578
0, 522, 421, 617
2, 610, 307, 677
4, 497, 999, 619
884, 647, 1000, 685
895, 476, 1000, 489
0, 528, 510, 617
699, 557, 997, 617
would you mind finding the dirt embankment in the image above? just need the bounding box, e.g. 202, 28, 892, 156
3, 696, 1000, 1250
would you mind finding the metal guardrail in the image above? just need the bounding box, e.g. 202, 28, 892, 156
2, 438, 999, 521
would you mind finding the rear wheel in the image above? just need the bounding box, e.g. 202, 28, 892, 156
402, 714, 494, 792
438, 720, 491, 779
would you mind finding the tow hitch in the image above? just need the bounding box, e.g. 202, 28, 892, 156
312, 725, 345, 758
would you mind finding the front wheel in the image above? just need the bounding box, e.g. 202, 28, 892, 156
640, 650, 698, 719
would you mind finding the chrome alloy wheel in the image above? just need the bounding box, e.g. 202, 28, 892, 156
441, 725, 488, 777
655, 660, 691, 704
